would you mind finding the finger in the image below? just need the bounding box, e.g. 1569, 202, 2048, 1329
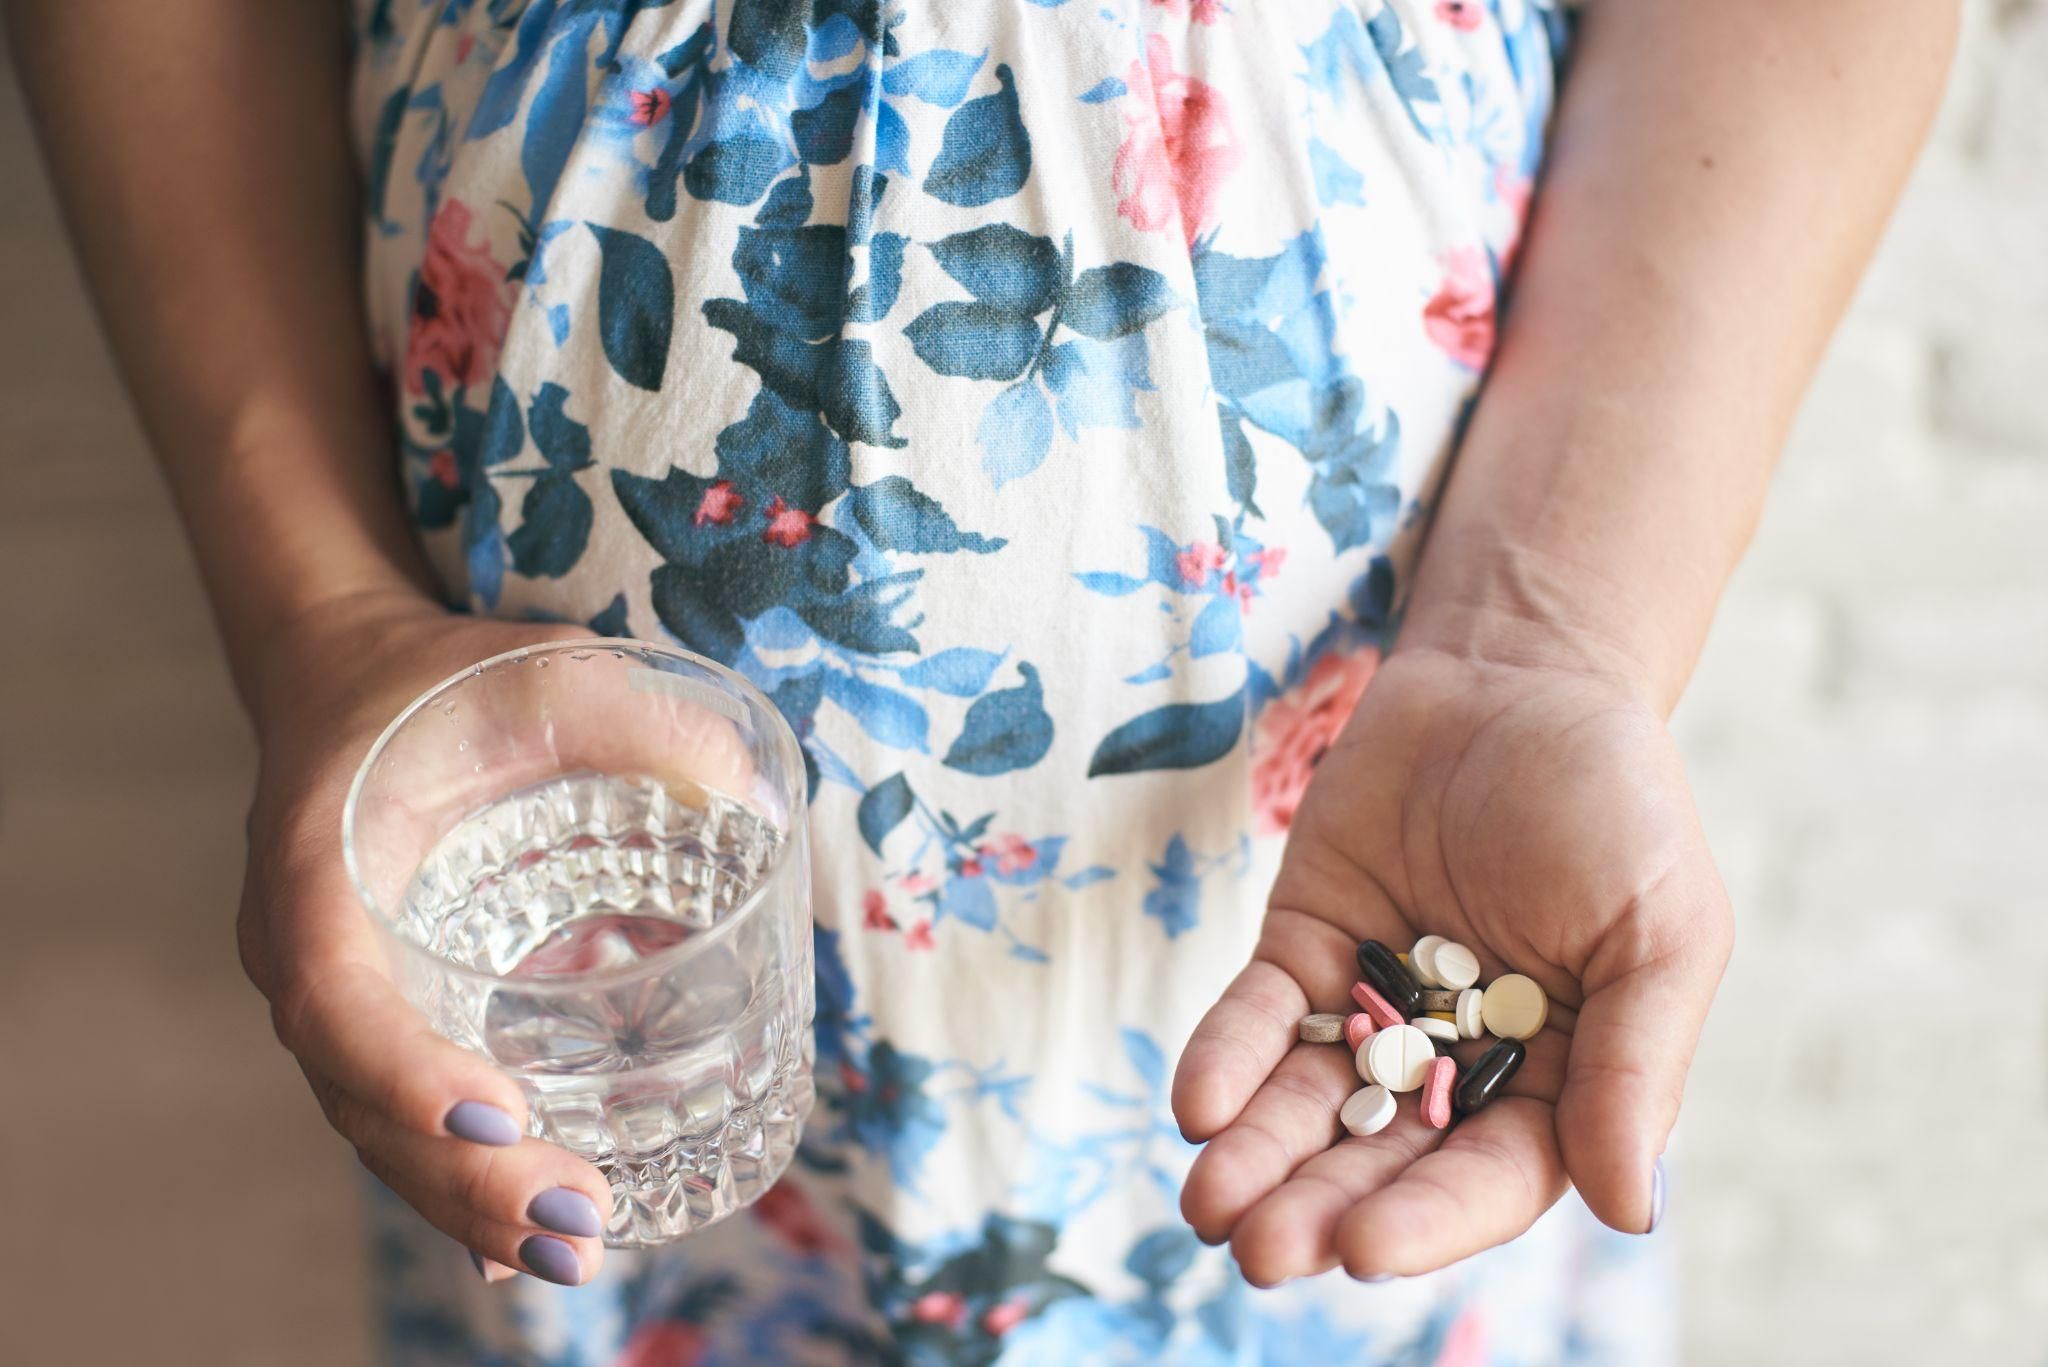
273, 959, 532, 1143
1556, 861, 1732, 1233
471, 1250, 520, 1284
1172, 908, 1363, 1141
1227, 1107, 1440, 1286
1179, 1037, 1358, 1243
317, 1072, 610, 1285
1335, 1096, 1569, 1278
1172, 961, 1307, 1143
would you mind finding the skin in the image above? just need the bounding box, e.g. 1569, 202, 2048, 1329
7, 0, 1957, 1293
1175, 0, 1960, 1280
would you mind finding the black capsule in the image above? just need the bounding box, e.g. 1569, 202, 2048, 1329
1452, 1037, 1526, 1116
1353, 939, 1423, 1019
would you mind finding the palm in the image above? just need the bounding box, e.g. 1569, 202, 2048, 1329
1172, 649, 1732, 1283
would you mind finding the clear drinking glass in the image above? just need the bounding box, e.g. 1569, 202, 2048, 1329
341, 640, 814, 1247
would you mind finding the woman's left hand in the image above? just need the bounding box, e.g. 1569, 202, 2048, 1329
1171, 645, 1733, 1283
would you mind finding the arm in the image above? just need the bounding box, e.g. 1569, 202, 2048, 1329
5, 0, 436, 718
1174, 0, 1958, 1279
7, 1, 611, 1283
1407, 0, 1961, 713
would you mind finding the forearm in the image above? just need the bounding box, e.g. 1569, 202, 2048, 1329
1404, 0, 1958, 714
6, 0, 439, 714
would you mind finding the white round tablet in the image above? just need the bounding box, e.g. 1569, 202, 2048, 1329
1409, 935, 1447, 988
1366, 1024, 1435, 1093
1413, 1015, 1459, 1045
1340, 1084, 1397, 1137
1353, 1038, 1377, 1085
1432, 940, 1480, 991
1455, 987, 1484, 1039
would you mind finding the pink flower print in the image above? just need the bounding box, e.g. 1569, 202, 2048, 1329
910, 1291, 967, 1329
986, 833, 1036, 876
861, 889, 894, 931
899, 871, 936, 895
1152, 0, 1226, 21
748, 1179, 847, 1258
629, 87, 671, 126
982, 1297, 1032, 1336
904, 921, 936, 952
1113, 35, 1243, 246
693, 479, 743, 527
1175, 538, 1228, 586
610, 1323, 707, 1367
1433, 1307, 1488, 1367
1435, 0, 1485, 31
455, 32, 475, 64
761, 495, 816, 547
840, 1061, 868, 1094
1250, 646, 1380, 835
403, 198, 514, 397
1222, 570, 1254, 610
427, 449, 459, 489
957, 855, 984, 878
1246, 546, 1287, 578
1422, 246, 1496, 371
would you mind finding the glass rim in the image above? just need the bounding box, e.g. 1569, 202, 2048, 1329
341, 637, 806, 991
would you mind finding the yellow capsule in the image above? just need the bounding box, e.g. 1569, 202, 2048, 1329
1397, 952, 1410, 963
1425, 1011, 1458, 1023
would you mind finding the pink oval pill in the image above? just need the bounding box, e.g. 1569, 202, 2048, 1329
1350, 980, 1406, 1030
1423, 1054, 1456, 1129
1344, 1012, 1376, 1051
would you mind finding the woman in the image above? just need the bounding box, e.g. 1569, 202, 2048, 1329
10, 0, 1953, 1360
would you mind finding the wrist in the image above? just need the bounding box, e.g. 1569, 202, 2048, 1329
1398, 533, 1704, 716
243, 584, 449, 742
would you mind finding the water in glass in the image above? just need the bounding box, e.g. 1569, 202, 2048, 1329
396, 769, 813, 1246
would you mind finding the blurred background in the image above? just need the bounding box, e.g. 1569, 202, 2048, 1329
2, 4, 2043, 1364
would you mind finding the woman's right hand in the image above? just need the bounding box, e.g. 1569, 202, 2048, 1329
234, 590, 612, 1286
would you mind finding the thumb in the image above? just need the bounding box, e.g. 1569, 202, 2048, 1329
1554, 858, 1733, 1234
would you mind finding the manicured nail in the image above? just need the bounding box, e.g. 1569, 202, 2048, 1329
445, 1100, 522, 1146
520, 1234, 582, 1286
529, 1187, 604, 1238
1362, 1273, 1396, 1284
469, 1249, 489, 1280
1646, 1155, 1668, 1235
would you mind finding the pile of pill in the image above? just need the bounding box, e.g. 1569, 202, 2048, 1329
1296, 936, 1551, 1138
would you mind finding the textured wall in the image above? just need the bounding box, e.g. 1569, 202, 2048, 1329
1, 4, 2041, 1362
1670, 3, 2048, 1361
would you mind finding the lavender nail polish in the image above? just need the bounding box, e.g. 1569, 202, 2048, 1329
445, 1100, 522, 1147
1646, 1156, 1668, 1235
520, 1234, 582, 1286
529, 1187, 604, 1239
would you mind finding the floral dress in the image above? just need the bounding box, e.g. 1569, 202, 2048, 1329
351, 1, 1672, 1362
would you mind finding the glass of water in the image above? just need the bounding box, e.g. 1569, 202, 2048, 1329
341, 640, 814, 1247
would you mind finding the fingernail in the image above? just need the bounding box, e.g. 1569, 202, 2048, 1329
519, 1234, 582, 1286
445, 1100, 522, 1146
1645, 1155, 1668, 1235
1363, 1273, 1396, 1284
469, 1249, 489, 1280
529, 1187, 604, 1238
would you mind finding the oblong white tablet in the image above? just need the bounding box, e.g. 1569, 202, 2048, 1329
1455, 987, 1485, 1039
1409, 935, 1447, 988
1366, 1024, 1435, 1093
1413, 1015, 1459, 1045
1433, 940, 1481, 991
1340, 1084, 1397, 1137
